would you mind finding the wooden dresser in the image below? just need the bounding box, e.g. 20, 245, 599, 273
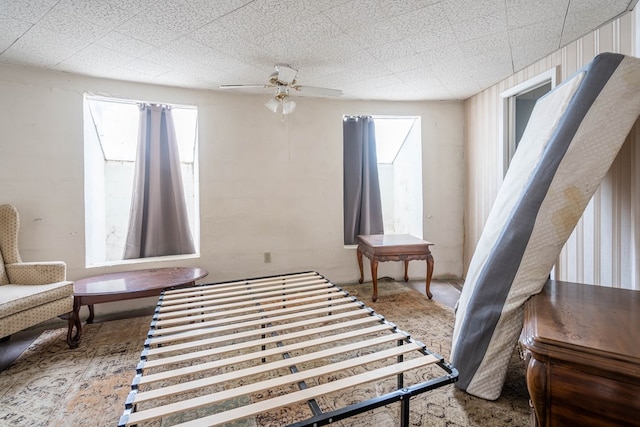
520, 280, 640, 426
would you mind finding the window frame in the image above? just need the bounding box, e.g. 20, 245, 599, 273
83, 94, 200, 267
500, 67, 558, 177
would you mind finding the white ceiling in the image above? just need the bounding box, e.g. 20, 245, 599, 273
0, 0, 637, 101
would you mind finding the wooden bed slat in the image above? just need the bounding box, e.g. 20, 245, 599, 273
158, 278, 330, 307
126, 344, 435, 425
147, 304, 369, 347
133, 332, 409, 403
155, 287, 344, 318
176, 355, 439, 427
147, 316, 391, 357
161, 271, 320, 296
150, 294, 355, 335
154, 289, 349, 327
161, 272, 322, 299
142, 323, 393, 371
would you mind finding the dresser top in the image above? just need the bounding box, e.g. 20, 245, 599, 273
522, 280, 640, 364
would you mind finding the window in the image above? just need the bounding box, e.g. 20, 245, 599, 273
83, 96, 199, 266
501, 68, 557, 174
374, 116, 423, 237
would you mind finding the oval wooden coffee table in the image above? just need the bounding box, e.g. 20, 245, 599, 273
73, 267, 208, 342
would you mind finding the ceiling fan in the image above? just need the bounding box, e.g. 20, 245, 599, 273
219, 64, 342, 115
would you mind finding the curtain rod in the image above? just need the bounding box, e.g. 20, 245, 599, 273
84, 93, 196, 110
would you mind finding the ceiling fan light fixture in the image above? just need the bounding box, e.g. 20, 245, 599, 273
265, 97, 280, 113
282, 99, 296, 115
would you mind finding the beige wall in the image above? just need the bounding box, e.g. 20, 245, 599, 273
464, 10, 640, 290
0, 63, 465, 315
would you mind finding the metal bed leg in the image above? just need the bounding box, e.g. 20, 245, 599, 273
397, 339, 404, 389
400, 392, 410, 427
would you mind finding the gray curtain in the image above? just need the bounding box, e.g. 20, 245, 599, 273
123, 104, 195, 259
343, 115, 384, 245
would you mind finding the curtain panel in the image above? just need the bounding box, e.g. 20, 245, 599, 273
343, 115, 384, 245
123, 104, 195, 259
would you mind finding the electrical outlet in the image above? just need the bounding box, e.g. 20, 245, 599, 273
264, 252, 271, 263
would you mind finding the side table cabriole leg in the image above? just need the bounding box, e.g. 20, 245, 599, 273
370, 259, 379, 302
357, 247, 364, 284
426, 254, 434, 299
403, 260, 409, 282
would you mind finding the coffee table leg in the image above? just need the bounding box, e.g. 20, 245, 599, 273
357, 248, 364, 284
371, 259, 379, 302
426, 254, 434, 299
69, 297, 82, 348
87, 304, 95, 324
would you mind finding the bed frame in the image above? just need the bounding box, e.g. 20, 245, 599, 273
118, 271, 458, 427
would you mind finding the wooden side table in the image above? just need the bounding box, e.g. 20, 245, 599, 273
356, 234, 434, 302
520, 280, 640, 426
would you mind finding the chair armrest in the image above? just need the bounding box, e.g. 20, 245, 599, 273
5, 261, 67, 285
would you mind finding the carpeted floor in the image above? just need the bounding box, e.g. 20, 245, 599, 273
0, 280, 532, 426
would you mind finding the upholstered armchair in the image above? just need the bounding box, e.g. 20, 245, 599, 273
0, 204, 80, 348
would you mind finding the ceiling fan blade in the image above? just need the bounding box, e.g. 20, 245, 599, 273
219, 84, 271, 89
293, 85, 343, 97
275, 64, 298, 84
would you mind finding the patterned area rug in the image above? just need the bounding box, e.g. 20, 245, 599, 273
0, 279, 531, 426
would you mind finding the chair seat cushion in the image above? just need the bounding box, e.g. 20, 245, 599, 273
0, 281, 73, 319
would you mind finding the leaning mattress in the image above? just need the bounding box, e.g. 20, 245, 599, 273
451, 52, 640, 400
119, 271, 457, 426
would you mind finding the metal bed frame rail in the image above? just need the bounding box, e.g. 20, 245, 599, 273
118, 271, 458, 427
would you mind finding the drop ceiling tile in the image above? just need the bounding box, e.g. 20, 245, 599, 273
310, 38, 376, 67
405, 30, 458, 54
96, 65, 165, 85
0, 0, 58, 23
395, 68, 442, 86
459, 32, 510, 56
285, 13, 345, 47
0, 25, 89, 68
353, 83, 431, 101
511, 38, 559, 71
451, 9, 508, 42
409, 46, 467, 70
0, 17, 31, 52
322, 0, 391, 31
188, 22, 265, 62
215, 0, 319, 39
95, 32, 156, 58
52, 53, 119, 77
115, 0, 210, 47
163, 37, 227, 65
312, 0, 352, 12
561, 0, 632, 45
345, 20, 403, 49
444, 81, 483, 99
366, 39, 417, 62
378, 53, 431, 74
506, 0, 569, 28
386, 0, 442, 17
508, 15, 564, 46
37, 0, 136, 40
179, 0, 254, 21
442, 0, 505, 22
392, 2, 452, 37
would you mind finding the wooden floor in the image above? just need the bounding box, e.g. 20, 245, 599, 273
0, 278, 462, 373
